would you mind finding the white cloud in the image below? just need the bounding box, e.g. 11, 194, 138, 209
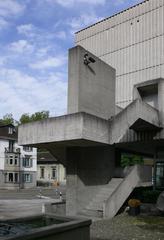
0, 0, 25, 18
17, 24, 35, 36
29, 56, 66, 69
68, 13, 103, 33
49, 0, 106, 7
0, 68, 67, 119
8, 40, 34, 54
56, 31, 66, 40
0, 17, 8, 30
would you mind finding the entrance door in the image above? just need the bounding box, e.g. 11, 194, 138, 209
155, 162, 164, 188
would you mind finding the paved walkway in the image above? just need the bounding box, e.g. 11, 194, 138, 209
0, 187, 66, 220
0, 186, 66, 200
91, 213, 164, 240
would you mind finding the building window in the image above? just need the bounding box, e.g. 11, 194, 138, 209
23, 173, 31, 183
52, 167, 56, 179
9, 140, 14, 152
15, 173, 18, 182
9, 173, 13, 182
8, 127, 13, 134
23, 146, 33, 152
15, 156, 18, 165
9, 156, 13, 165
22, 156, 32, 168
40, 168, 44, 179
5, 172, 19, 183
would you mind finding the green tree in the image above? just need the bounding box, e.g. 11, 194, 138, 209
0, 113, 14, 125
31, 111, 49, 122
19, 113, 31, 124
19, 111, 49, 124
121, 154, 143, 167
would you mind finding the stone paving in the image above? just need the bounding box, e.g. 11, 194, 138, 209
91, 213, 164, 240
0, 187, 66, 219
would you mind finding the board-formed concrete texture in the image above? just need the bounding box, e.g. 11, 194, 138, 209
18, 47, 163, 219
18, 1, 164, 219
75, 0, 164, 109
68, 46, 116, 119
18, 112, 109, 146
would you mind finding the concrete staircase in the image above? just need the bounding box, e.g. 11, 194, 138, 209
81, 178, 123, 218
81, 165, 146, 219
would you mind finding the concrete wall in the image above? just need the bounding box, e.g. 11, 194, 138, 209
18, 112, 109, 146
66, 146, 115, 215
68, 45, 116, 119
75, 0, 164, 109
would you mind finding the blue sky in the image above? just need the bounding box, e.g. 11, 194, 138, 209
0, 0, 143, 120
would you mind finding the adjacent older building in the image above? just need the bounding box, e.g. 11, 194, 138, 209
0, 124, 37, 189
37, 151, 66, 186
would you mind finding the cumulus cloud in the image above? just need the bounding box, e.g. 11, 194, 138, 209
0, 17, 9, 30
68, 12, 103, 33
47, 0, 106, 7
17, 24, 35, 36
0, 0, 25, 18
8, 40, 34, 54
29, 56, 66, 69
0, 67, 67, 119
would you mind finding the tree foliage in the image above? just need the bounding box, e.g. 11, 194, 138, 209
0, 113, 14, 125
0, 111, 50, 126
19, 111, 49, 124
121, 154, 144, 167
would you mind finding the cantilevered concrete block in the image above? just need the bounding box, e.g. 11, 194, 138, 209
67, 45, 116, 120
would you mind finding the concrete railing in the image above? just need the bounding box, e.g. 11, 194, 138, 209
103, 165, 149, 219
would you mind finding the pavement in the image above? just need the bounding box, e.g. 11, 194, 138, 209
0, 186, 66, 220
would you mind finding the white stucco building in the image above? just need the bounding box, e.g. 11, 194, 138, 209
37, 152, 66, 186
0, 123, 37, 189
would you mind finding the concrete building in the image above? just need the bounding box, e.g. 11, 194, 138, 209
0, 124, 37, 189
18, 0, 164, 218
75, 0, 164, 109
37, 151, 66, 186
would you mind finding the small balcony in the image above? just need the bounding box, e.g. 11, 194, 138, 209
5, 147, 21, 154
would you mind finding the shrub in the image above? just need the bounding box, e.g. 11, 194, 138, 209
129, 187, 162, 204
121, 154, 144, 167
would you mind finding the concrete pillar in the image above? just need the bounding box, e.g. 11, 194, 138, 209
66, 146, 115, 216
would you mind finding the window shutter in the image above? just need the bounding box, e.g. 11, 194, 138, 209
30, 174, 33, 183
30, 159, 33, 167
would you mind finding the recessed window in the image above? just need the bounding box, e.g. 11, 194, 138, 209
5, 172, 19, 183
8, 127, 13, 134
9, 156, 13, 165
40, 168, 45, 179
23, 146, 33, 152
23, 173, 31, 183
22, 156, 32, 167
52, 167, 56, 179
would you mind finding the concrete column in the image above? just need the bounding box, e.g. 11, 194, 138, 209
66, 146, 115, 215
66, 148, 78, 216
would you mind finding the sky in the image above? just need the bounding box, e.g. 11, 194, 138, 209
0, 0, 144, 120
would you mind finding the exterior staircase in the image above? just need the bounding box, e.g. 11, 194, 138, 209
80, 165, 149, 219
81, 178, 123, 218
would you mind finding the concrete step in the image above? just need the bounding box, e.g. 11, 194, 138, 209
84, 178, 124, 216
81, 209, 103, 218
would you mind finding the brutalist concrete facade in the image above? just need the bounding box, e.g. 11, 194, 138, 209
18, 0, 164, 220
18, 44, 163, 218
